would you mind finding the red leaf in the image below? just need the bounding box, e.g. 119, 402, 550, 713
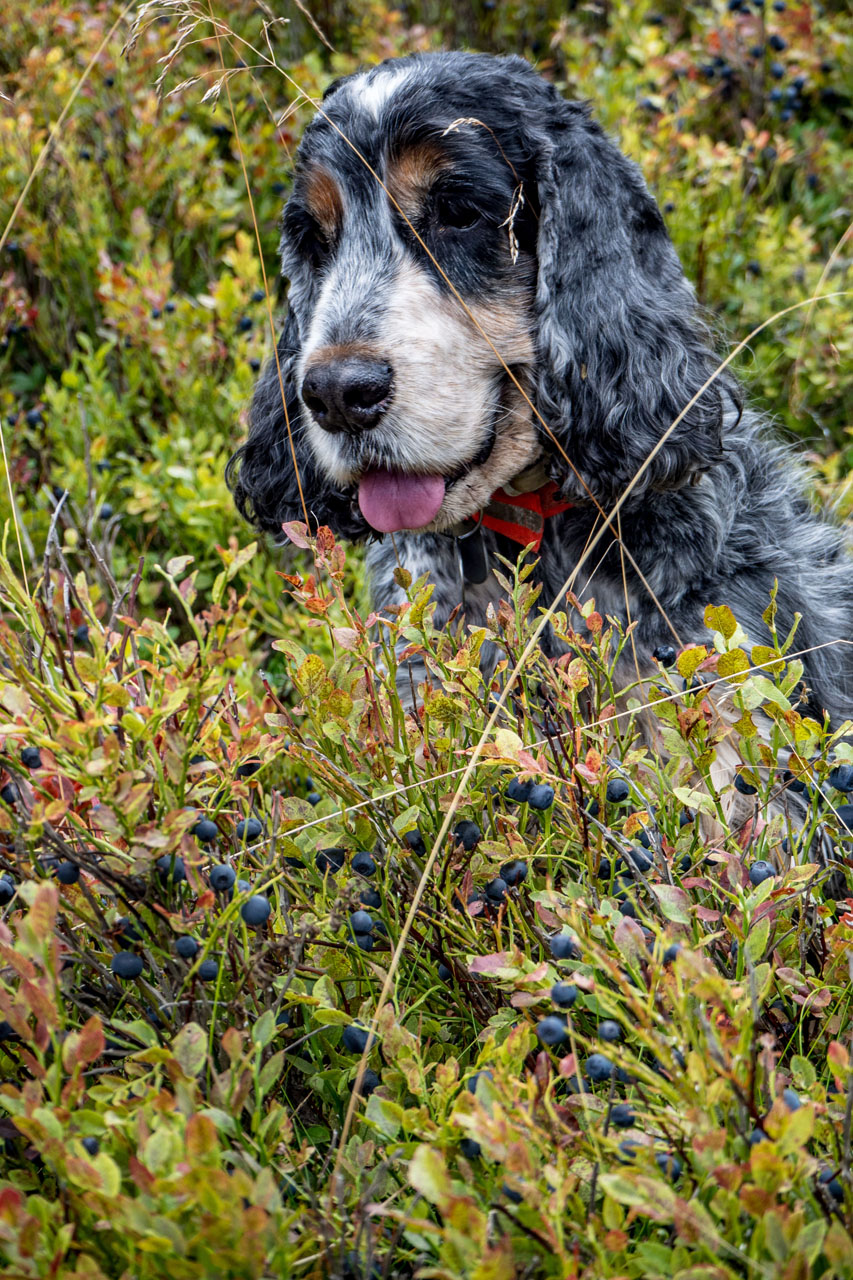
281, 521, 310, 549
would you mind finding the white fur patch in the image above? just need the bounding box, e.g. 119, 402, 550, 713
350, 65, 412, 119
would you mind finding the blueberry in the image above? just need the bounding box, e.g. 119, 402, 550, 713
551, 981, 577, 1008
438, 963, 452, 981
352, 1068, 380, 1096
527, 783, 555, 811
111, 951, 143, 980
115, 917, 142, 943
782, 1087, 801, 1111
0, 877, 15, 905
164, 300, 176, 313
193, 818, 219, 843
769, 61, 785, 79
627, 846, 652, 873
156, 855, 186, 883
655, 1152, 683, 1181
653, 644, 676, 666
734, 773, 758, 796
679, 809, 694, 827
236, 878, 251, 894
306, 792, 321, 806
454, 820, 481, 850
359, 886, 381, 909
587, 798, 600, 818
349, 909, 373, 934
236, 758, 261, 778
748, 1127, 768, 1145
55, 861, 79, 885
550, 933, 581, 961
662, 943, 681, 965
151, 307, 161, 319
585, 1053, 614, 1083
25, 408, 43, 427
606, 778, 630, 804
241, 894, 271, 927
506, 777, 533, 803
836, 804, 853, 836
351, 851, 376, 876
342, 1023, 374, 1054
829, 764, 853, 792
316, 847, 345, 874
459, 1138, 481, 1159
617, 1140, 640, 1164
236, 817, 262, 842
502, 1183, 523, 1204
74, 624, 90, 645
198, 958, 219, 981
98, 504, 113, 520
403, 829, 426, 856
467, 1070, 493, 1094
209, 864, 236, 892
354, 933, 374, 951
598, 1020, 621, 1043
749, 860, 775, 887
485, 877, 507, 903
175, 935, 199, 959
81, 1136, 99, 1155
768, 32, 786, 50
596, 857, 612, 880
610, 1103, 635, 1129
500, 859, 528, 886
251, 288, 266, 303
0, 782, 18, 806
536, 1015, 568, 1046
20, 746, 42, 769
249, 357, 261, 372
637, 827, 652, 849
818, 1167, 843, 1202
237, 315, 253, 332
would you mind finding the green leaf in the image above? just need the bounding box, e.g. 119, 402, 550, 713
704, 604, 737, 641
676, 646, 707, 681
252, 1010, 277, 1049
173, 1022, 207, 1077
259, 1048, 286, 1099
745, 915, 770, 963
365, 1094, 405, 1138
409, 1144, 452, 1209
651, 884, 691, 925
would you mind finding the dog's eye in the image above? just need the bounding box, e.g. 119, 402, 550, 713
434, 193, 483, 232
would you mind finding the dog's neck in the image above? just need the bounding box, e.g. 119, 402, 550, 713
445, 457, 572, 585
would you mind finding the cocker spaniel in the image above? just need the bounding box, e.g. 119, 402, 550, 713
228, 51, 853, 738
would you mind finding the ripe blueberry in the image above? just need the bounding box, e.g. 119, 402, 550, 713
351, 851, 376, 876
551, 981, 577, 1008
536, 1015, 568, 1046
236, 817, 262, 842
606, 778, 630, 804
550, 933, 581, 961
241, 894, 271, 927
156, 855, 186, 883
585, 1053, 614, 1083
598, 1020, 621, 1043
175, 935, 199, 959
749, 860, 775, 887
459, 1138, 481, 1159
734, 773, 758, 796
653, 644, 676, 666
454, 820, 481, 850
209, 864, 236, 892
403, 829, 426, 856
20, 746, 41, 769
342, 1023, 374, 1054
81, 1136, 99, 1155
610, 1103, 635, 1129
198, 958, 219, 981
316, 846, 345, 874
527, 783, 555, 811
500, 859, 528, 886
506, 777, 533, 803
349, 909, 373, 934
111, 951, 143, 980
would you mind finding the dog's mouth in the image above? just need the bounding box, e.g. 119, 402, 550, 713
355, 381, 504, 535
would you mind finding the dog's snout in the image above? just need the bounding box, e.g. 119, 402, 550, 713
301, 356, 393, 434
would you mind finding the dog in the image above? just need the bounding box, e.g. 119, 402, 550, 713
227, 51, 853, 767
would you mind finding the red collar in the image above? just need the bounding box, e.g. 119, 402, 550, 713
478, 479, 572, 552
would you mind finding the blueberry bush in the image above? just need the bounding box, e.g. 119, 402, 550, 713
0, 2, 852, 1277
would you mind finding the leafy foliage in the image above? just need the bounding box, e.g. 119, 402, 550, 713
0, 2, 851, 1277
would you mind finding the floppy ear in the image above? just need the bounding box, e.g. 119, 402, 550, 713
226, 309, 369, 541
531, 100, 730, 505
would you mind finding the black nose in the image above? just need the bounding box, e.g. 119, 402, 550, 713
301, 356, 393, 434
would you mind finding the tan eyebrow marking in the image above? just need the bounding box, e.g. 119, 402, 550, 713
302, 164, 344, 238
385, 141, 453, 220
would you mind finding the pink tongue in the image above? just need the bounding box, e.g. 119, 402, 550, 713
358, 469, 446, 533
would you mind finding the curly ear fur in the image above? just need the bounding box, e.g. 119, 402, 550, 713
531, 94, 732, 505
225, 310, 369, 541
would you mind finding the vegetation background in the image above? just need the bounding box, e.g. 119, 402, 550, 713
0, 1, 851, 1277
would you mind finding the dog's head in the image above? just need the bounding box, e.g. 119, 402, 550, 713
228, 52, 728, 540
